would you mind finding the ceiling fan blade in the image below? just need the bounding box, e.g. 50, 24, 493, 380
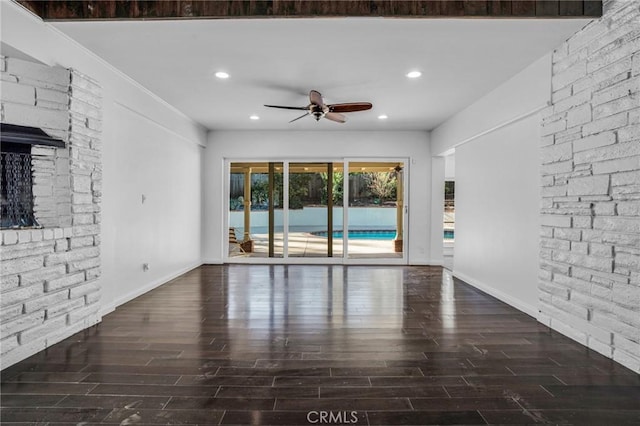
328, 102, 373, 113
324, 112, 347, 123
264, 104, 309, 111
309, 90, 324, 107
289, 112, 310, 123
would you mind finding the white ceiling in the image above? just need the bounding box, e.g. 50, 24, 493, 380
53, 18, 590, 131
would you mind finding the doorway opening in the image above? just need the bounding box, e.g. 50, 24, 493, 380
226, 159, 407, 263
443, 153, 455, 270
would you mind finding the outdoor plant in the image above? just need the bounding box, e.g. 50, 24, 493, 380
288, 173, 312, 209
366, 172, 397, 204
229, 196, 244, 211
251, 179, 269, 208
319, 171, 344, 205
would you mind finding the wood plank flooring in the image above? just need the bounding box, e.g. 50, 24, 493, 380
1, 265, 639, 425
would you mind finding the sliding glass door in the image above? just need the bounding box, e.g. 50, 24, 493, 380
228, 162, 283, 258
226, 159, 406, 263
288, 162, 344, 258
346, 161, 404, 259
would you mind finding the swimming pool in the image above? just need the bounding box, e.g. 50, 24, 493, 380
313, 230, 396, 240
313, 230, 455, 240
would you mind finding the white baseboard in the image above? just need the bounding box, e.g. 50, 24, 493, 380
202, 258, 223, 264
100, 261, 203, 316
452, 270, 538, 318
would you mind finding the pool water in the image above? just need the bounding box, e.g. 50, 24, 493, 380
314, 230, 455, 240
314, 230, 396, 240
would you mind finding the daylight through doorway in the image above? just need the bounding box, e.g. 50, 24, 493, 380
227, 160, 406, 263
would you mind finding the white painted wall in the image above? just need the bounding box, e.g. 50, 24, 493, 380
430, 54, 550, 316
204, 130, 431, 264
430, 157, 445, 265
1, 3, 207, 314
101, 104, 203, 311
454, 115, 541, 315
444, 154, 456, 180
431, 53, 551, 156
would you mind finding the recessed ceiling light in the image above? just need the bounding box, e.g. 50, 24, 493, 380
249, 115, 260, 120
406, 71, 422, 79
378, 114, 388, 120
215, 71, 229, 79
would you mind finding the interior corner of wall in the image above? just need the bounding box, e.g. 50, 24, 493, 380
203, 258, 224, 265
453, 270, 539, 319
536, 311, 552, 327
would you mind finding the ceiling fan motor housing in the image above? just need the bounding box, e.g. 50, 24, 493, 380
311, 105, 325, 121
264, 90, 371, 123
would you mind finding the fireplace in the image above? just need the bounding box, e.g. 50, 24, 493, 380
0, 56, 103, 369
1, 124, 65, 229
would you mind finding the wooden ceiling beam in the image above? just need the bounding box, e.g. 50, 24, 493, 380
16, 0, 602, 20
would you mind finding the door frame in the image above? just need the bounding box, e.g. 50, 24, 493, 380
223, 157, 409, 265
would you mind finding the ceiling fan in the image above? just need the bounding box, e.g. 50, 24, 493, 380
265, 90, 372, 123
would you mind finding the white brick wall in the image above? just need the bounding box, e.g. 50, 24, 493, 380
540, 0, 640, 373
1, 56, 72, 228
0, 59, 102, 369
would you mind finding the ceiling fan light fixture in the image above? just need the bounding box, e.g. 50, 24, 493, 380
406, 70, 422, 79
249, 115, 260, 120
265, 90, 371, 124
215, 71, 230, 79
378, 114, 388, 120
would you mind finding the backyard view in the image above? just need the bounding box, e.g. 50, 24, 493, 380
445, 180, 455, 239
229, 169, 397, 212
228, 161, 404, 259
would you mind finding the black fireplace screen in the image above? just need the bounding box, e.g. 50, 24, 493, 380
1, 142, 38, 228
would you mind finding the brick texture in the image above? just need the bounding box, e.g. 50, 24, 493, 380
0, 59, 102, 369
539, 0, 640, 373
1, 57, 71, 228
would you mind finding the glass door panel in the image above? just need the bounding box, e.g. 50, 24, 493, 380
287, 162, 343, 258
268, 162, 285, 258
347, 162, 404, 259
227, 159, 406, 263
228, 162, 283, 258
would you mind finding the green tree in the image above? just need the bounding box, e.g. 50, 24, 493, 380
251, 179, 269, 208
444, 181, 455, 199
319, 171, 344, 205
366, 172, 397, 204
288, 173, 311, 209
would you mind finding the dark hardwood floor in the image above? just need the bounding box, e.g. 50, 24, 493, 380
1, 265, 639, 425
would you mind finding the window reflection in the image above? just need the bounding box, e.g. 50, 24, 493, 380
225, 266, 405, 353
440, 269, 457, 330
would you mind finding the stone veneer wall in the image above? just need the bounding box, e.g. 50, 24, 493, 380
539, 0, 640, 373
1, 57, 72, 228
1, 57, 102, 368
